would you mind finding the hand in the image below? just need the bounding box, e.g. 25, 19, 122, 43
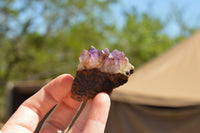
1, 74, 111, 133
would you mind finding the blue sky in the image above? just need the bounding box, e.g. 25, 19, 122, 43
9, 0, 200, 38
111, 0, 200, 37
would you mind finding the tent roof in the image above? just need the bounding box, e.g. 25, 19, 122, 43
111, 31, 200, 107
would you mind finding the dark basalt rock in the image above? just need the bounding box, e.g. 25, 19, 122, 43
71, 68, 128, 101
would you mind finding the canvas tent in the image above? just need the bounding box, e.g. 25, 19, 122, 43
105, 31, 200, 133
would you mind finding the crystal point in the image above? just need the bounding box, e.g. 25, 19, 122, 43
77, 46, 134, 76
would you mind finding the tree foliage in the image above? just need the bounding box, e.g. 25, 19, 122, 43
115, 13, 176, 67
0, 0, 116, 82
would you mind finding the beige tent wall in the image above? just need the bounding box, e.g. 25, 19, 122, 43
105, 101, 200, 133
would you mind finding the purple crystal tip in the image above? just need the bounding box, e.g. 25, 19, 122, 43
78, 46, 134, 76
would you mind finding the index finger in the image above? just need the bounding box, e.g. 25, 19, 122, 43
1, 74, 74, 133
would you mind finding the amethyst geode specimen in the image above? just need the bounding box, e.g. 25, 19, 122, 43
71, 46, 134, 101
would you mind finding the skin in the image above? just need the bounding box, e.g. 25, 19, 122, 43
1, 74, 111, 133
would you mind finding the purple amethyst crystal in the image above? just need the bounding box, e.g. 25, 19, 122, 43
71, 46, 134, 101
101, 48, 110, 56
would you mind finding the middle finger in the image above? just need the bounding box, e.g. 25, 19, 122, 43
39, 93, 81, 132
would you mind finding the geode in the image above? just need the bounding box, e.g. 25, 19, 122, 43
71, 46, 134, 101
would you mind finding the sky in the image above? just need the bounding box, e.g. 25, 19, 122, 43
7, 0, 200, 38
111, 0, 200, 37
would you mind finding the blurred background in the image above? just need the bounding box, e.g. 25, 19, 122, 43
0, 0, 200, 126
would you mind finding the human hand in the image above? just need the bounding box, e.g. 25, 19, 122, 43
1, 74, 111, 133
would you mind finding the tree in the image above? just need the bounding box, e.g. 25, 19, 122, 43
0, 0, 117, 83
111, 12, 182, 67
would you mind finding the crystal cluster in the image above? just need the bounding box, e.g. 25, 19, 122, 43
71, 46, 134, 101
78, 46, 134, 76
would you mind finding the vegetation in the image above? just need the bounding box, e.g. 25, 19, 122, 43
0, 0, 196, 121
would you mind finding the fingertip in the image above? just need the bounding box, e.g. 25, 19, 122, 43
40, 74, 74, 105
57, 74, 74, 84
47, 74, 74, 94
93, 92, 111, 108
